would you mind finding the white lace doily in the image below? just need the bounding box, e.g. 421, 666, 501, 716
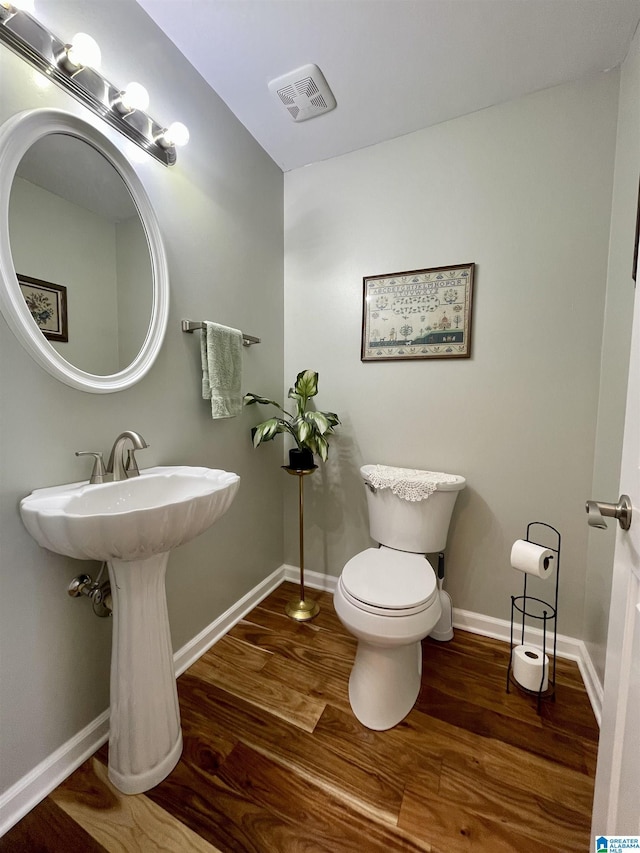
365, 465, 461, 502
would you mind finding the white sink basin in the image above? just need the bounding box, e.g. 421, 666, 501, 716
20, 465, 240, 562
20, 465, 240, 796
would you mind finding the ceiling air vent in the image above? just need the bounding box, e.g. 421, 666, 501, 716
268, 64, 336, 123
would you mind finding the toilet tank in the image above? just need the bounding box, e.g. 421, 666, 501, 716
361, 464, 465, 553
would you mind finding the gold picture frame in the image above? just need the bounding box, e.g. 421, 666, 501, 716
361, 263, 475, 361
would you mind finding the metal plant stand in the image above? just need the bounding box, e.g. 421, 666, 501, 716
282, 465, 319, 621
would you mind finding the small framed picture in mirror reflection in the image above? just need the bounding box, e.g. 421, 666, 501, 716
18, 274, 68, 342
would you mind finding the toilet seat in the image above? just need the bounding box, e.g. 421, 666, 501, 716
341, 547, 437, 616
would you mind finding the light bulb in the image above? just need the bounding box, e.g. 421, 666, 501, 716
163, 121, 189, 147
65, 33, 101, 70
13, 0, 35, 10
118, 82, 149, 113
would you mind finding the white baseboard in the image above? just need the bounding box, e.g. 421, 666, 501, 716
282, 563, 338, 593
573, 642, 604, 727
0, 566, 602, 836
0, 711, 110, 837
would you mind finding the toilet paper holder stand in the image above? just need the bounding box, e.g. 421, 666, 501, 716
506, 521, 561, 712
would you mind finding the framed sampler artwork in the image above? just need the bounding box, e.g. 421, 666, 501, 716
361, 263, 475, 362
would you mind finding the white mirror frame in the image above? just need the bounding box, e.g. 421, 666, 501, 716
0, 108, 169, 393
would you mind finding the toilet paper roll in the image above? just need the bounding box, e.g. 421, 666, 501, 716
512, 644, 549, 692
510, 539, 554, 578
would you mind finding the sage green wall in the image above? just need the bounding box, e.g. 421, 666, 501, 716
0, 0, 283, 798
584, 29, 640, 683
284, 72, 620, 641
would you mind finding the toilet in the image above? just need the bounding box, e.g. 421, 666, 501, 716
334, 463, 465, 730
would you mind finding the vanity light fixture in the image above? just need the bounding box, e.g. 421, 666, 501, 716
0, 7, 187, 166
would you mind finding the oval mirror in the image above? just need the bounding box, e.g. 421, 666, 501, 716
0, 109, 169, 393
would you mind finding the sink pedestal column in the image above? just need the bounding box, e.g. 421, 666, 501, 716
107, 552, 182, 794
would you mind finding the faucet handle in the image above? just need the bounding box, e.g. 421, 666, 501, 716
75, 451, 107, 484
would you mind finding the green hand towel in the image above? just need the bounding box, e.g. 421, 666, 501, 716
200, 321, 243, 418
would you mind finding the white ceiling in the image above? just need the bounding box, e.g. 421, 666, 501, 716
137, 0, 640, 172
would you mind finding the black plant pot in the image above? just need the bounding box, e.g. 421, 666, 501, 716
289, 447, 315, 470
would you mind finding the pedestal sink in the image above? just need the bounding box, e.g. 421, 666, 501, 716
20, 466, 240, 794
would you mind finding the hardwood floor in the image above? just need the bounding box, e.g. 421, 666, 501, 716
0, 581, 598, 852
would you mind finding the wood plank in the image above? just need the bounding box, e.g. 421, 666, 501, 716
404, 684, 593, 813
179, 713, 238, 774
227, 619, 355, 681
313, 697, 590, 825
147, 757, 338, 853
260, 651, 352, 714
398, 775, 564, 853
178, 673, 406, 823
239, 606, 322, 644
188, 650, 325, 733
314, 698, 591, 818
539, 682, 599, 742
202, 634, 273, 672
0, 796, 107, 853
425, 632, 512, 667
437, 752, 591, 850
50, 758, 222, 852
415, 684, 594, 774
312, 703, 443, 790
468, 736, 594, 815
215, 741, 431, 852
421, 642, 544, 727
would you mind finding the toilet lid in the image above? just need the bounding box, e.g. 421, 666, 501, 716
341, 547, 437, 611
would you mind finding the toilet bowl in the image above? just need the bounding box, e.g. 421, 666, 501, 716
334, 464, 465, 730
334, 546, 441, 730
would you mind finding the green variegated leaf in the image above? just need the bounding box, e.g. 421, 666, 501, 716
294, 370, 318, 398
243, 393, 287, 413
252, 418, 292, 446
314, 434, 329, 462
297, 419, 312, 443
305, 411, 330, 434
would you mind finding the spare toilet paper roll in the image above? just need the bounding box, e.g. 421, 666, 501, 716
510, 539, 554, 578
512, 644, 549, 692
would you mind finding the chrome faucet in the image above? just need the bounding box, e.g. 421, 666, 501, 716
106, 430, 149, 481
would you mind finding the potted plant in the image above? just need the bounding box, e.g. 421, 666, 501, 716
244, 370, 340, 469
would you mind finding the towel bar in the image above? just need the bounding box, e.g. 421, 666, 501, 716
181, 319, 260, 347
